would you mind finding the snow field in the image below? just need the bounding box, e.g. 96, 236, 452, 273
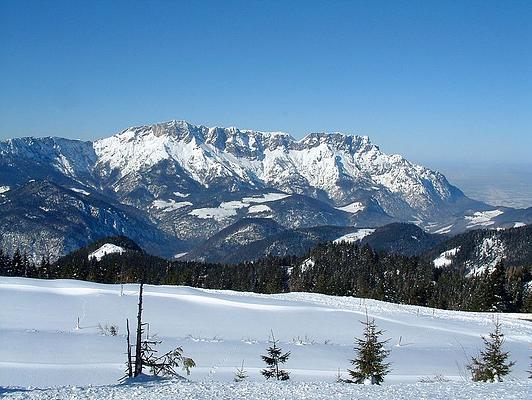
0, 277, 530, 394
2, 379, 530, 400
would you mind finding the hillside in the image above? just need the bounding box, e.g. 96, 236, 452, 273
423, 224, 532, 276
0, 277, 530, 394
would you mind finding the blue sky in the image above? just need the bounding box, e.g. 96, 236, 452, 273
1, 0, 531, 164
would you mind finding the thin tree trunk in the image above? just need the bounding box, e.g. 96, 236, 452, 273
126, 318, 132, 378
134, 282, 144, 376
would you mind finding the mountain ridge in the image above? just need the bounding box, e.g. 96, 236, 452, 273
1, 119, 530, 261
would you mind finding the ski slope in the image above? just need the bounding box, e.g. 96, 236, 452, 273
0, 277, 531, 397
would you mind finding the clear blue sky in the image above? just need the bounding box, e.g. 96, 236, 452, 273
1, 0, 531, 163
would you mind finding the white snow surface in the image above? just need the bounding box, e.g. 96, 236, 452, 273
69, 187, 90, 196
2, 379, 529, 400
0, 185, 10, 194
87, 244, 125, 261
336, 202, 366, 214
433, 224, 454, 235
334, 229, 376, 243
152, 199, 193, 212
248, 204, 272, 214
189, 193, 288, 221
433, 247, 461, 268
464, 210, 504, 228
0, 277, 530, 395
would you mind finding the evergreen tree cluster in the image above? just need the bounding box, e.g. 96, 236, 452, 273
289, 242, 531, 312
1, 238, 530, 313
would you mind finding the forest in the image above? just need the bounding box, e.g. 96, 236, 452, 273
1, 235, 530, 313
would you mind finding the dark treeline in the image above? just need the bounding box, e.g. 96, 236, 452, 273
289, 242, 531, 313
1, 240, 530, 313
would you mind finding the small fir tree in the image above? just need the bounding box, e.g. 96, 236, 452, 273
347, 314, 391, 385
467, 319, 515, 382
261, 331, 290, 380
234, 360, 248, 382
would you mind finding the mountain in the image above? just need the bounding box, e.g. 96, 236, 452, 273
182, 218, 286, 263
184, 221, 443, 264
1, 119, 530, 261
422, 224, 532, 276
355, 223, 446, 256
0, 180, 184, 259
184, 219, 360, 264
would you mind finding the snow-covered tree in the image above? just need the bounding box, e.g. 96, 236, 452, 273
234, 360, 248, 382
347, 314, 391, 385
467, 319, 515, 382
261, 331, 290, 380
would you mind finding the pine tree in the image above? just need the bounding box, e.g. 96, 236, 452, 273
0, 248, 8, 276
10, 249, 23, 276
347, 314, 391, 385
487, 263, 510, 312
234, 360, 248, 382
261, 331, 290, 380
467, 319, 515, 382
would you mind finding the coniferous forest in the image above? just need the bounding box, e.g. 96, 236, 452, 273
1, 234, 530, 313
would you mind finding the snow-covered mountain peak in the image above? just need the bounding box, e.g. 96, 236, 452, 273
88, 120, 471, 218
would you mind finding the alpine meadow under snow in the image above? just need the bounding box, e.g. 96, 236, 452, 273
0, 277, 530, 399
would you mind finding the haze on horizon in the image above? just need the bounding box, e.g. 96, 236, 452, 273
1, 0, 531, 166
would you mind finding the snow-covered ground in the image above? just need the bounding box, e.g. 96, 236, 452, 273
334, 228, 375, 243
2, 379, 530, 400
188, 193, 289, 221
0, 277, 530, 398
433, 247, 461, 268
87, 243, 125, 261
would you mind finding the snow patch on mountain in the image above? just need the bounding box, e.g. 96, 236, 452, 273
70, 187, 90, 196
334, 229, 376, 243
434, 224, 453, 234
173, 191, 189, 198
189, 206, 237, 221
336, 202, 365, 214
433, 247, 461, 268
88, 243, 125, 261
466, 237, 506, 276
152, 199, 193, 212
464, 210, 504, 228
189, 193, 289, 221
248, 204, 272, 214
0, 186, 10, 194
300, 258, 315, 272
242, 193, 290, 203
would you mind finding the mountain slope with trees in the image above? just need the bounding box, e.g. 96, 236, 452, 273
1, 224, 530, 313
